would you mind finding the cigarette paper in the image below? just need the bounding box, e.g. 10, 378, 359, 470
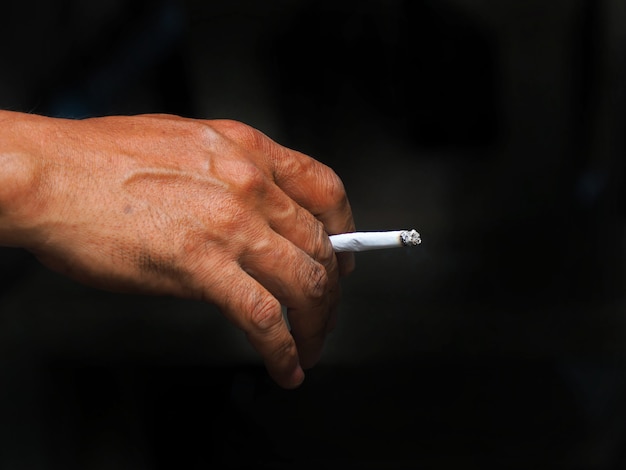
330, 229, 421, 252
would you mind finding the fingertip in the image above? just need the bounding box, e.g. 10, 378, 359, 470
299, 348, 323, 370
292, 365, 305, 387
337, 252, 356, 277
290, 325, 326, 370
278, 364, 305, 390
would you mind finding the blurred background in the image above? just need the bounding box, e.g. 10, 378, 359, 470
0, 0, 625, 468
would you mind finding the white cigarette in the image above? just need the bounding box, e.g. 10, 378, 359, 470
329, 229, 421, 252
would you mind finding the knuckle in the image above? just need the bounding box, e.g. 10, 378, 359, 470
321, 167, 348, 207
213, 119, 264, 149
310, 218, 325, 239
193, 121, 222, 146
301, 262, 329, 301
248, 295, 283, 333
311, 219, 333, 262
213, 118, 248, 136
236, 162, 267, 194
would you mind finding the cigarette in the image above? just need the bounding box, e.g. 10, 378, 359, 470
329, 229, 421, 252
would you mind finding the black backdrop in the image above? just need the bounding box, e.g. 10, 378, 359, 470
0, 1, 624, 468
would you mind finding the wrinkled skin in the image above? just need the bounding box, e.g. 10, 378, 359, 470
0, 112, 355, 389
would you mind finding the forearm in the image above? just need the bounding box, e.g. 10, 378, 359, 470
0, 110, 45, 248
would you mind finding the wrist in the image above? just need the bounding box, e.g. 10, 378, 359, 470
0, 110, 47, 248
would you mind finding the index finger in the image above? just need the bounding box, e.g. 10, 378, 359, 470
209, 120, 356, 274
271, 148, 353, 231
271, 147, 356, 276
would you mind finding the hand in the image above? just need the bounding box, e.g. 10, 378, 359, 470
3, 113, 355, 388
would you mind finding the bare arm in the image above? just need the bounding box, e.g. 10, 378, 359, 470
0, 110, 355, 389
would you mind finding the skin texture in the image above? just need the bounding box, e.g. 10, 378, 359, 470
0, 111, 355, 389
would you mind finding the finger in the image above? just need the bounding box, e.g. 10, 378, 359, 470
259, 185, 343, 339
200, 259, 304, 389
261, 182, 339, 277
239, 229, 335, 369
209, 120, 356, 275
268, 146, 356, 277
207, 119, 353, 230
335, 251, 356, 278
272, 149, 354, 231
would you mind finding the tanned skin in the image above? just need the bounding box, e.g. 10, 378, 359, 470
0, 111, 355, 389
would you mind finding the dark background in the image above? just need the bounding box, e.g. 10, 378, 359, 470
0, 0, 625, 468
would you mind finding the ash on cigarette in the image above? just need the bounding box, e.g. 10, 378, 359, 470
401, 229, 421, 246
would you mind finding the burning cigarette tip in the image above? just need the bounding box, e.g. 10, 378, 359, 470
400, 229, 421, 247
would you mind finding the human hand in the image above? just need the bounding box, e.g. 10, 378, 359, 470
0, 112, 355, 388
